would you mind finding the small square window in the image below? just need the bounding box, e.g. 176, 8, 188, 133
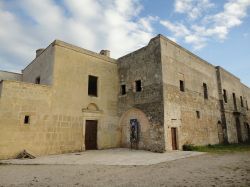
180, 80, 185, 92
35, 76, 40, 84
121, 84, 126, 95
24, 116, 30, 124
135, 80, 142, 92
88, 75, 98, 97
196, 111, 200, 119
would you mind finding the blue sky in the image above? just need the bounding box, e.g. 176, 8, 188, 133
0, 0, 250, 86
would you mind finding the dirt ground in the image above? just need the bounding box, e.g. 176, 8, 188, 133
0, 152, 250, 187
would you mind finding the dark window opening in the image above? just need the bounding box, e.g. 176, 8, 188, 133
223, 89, 227, 103
233, 93, 237, 111
121, 84, 126, 95
88, 75, 98, 97
203, 83, 208, 99
246, 100, 249, 110
180, 80, 185, 92
24, 116, 30, 124
135, 80, 142, 92
240, 96, 244, 107
35, 76, 40, 84
196, 111, 200, 119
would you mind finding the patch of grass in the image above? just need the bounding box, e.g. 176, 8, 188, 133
183, 142, 250, 153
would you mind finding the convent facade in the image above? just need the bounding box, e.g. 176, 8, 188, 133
0, 34, 249, 159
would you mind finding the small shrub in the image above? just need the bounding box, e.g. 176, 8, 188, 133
183, 144, 196, 151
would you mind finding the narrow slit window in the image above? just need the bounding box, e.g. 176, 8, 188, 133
223, 89, 227, 103
35, 76, 40, 84
88, 75, 98, 97
180, 80, 185, 92
246, 100, 249, 110
240, 96, 244, 107
24, 116, 30, 124
203, 83, 208, 99
196, 111, 200, 119
135, 80, 142, 92
233, 93, 237, 110
121, 84, 126, 95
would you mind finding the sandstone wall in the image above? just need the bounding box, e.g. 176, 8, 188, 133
51, 41, 120, 150
217, 67, 250, 143
0, 70, 22, 82
118, 37, 165, 152
22, 44, 55, 85
160, 35, 220, 150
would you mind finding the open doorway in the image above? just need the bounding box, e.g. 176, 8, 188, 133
85, 120, 98, 150
171, 128, 178, 150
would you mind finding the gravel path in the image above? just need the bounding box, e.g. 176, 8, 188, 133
0, 152, 250, 187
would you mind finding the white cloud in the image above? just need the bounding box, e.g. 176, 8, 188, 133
175, 0, 214, 20
160, 20, 190, 37
161, 0, 250, 50
0, 0, 156, 72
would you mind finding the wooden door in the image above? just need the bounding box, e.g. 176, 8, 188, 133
85, 120, 97, 150
171, 128, 178, 150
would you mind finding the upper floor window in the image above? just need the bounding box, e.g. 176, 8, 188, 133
196, 111, 201, 119
88, 75, 98, 97
35, 76, 40, 84
240, 96, 244, 107
203, 83, 208, 99
135, 80, 142, 92
223, 89, 227, 103
121, 84, 126, 95
246, 100, 249, 110
180, 80, 185, 92
24, 115, 30, 124
232, 93, 237, 110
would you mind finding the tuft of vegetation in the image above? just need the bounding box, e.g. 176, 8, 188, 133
182, 142, 250, 153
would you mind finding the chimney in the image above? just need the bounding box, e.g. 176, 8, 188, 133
36, 48, 44, 58
100, 50, 110, 57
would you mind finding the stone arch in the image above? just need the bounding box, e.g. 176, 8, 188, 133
87, 103, 99, 111
119, 108, 150, 149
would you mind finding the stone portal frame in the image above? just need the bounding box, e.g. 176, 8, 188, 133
82, 103, 103, 151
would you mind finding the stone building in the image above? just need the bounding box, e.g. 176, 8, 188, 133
0, 34, 249, 159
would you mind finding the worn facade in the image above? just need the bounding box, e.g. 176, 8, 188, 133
0, 34, 249, 159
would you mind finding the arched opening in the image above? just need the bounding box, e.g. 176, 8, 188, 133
87, 103, 99, 111
119, 108, 150, 150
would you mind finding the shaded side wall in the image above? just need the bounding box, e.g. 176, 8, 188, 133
160, 36, 220, 150
22, 44, 55, 85
0, 70, 22, 82
217, 67, 250, 143
118, 37, 165, 152
51, 41, 120, 150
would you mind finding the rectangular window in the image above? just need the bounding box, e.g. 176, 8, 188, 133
88, 75, 98, 97
246, 100, 249, 110
223, 89, 227, 103
203, 83, 208, 99
240, 96, 244, 107
35, 76, 40, 84
233, 93, 237, 111
196, 111, 200, 119
135, 80, 142, 92
24, 116, 30, 124
180, 80, 185, 92
121, 84, 126, 95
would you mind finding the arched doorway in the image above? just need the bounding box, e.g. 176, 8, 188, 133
119, 108, 150, 150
